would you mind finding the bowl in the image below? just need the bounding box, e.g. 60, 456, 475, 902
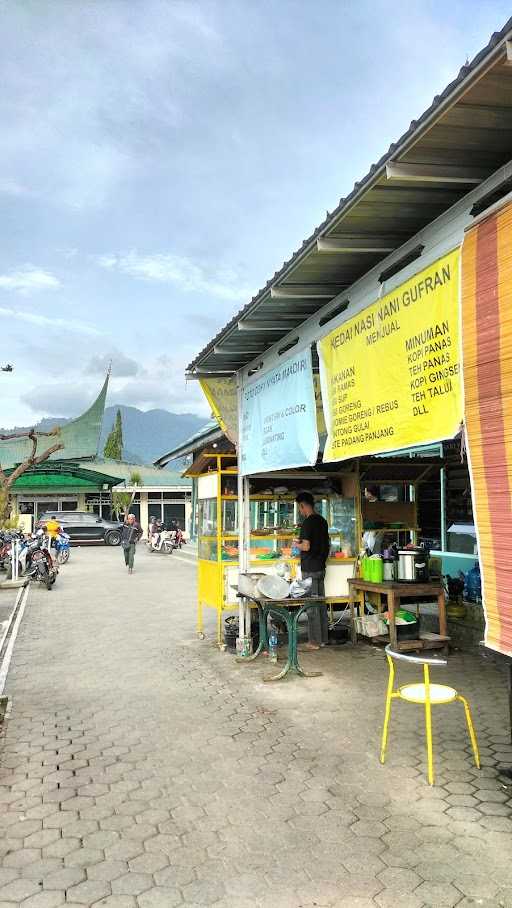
257, 575, 290, 600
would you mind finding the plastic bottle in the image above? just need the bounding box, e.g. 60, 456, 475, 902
269, 626, 278, 664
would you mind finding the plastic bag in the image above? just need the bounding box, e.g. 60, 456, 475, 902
289, 577, 313, 599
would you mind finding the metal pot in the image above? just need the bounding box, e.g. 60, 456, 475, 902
397, 549, 429, 582
397, 550, 417, 582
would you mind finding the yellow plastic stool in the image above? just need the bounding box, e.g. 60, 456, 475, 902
380, 645, 480, 785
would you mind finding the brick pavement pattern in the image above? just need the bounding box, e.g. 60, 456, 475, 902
0, 546, 512, 907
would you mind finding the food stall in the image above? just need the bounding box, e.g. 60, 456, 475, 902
186, 449, 360, 645
187, 433, 453, 650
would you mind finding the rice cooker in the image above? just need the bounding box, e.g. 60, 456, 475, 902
397, 548, 429, 582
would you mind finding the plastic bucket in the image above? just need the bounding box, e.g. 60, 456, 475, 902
370, 558, 383, 583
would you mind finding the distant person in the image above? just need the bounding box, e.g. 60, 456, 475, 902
121, 513, 142, 574
45, 515, 61, 547
149, 516, 159, 542
293, 492, 331, 650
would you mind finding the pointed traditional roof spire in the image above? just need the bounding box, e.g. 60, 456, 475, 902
0, 373, 110, 468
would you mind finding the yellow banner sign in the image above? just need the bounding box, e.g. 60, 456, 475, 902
200, 377, 238, 445
318, 250, 462, 461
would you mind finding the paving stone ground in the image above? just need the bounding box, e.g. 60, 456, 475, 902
0, 545, 511, 907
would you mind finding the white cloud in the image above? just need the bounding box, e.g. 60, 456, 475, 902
20, 384, 94, 417
0, 265, 61, 293
0, 179, 31, 197
0, 306, 101, 336
86, 351, 139, 377
97, 251, 253, 302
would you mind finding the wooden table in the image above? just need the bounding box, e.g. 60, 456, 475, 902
236, 595, 330, 681
347, 578, 448, 652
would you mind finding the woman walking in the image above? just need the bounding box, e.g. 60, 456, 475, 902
121, 513, 142, 574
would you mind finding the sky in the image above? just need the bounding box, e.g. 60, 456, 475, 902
0, 0, 510, 428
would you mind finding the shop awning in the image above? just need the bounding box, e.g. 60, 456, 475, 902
183, 450, 236, 478
187, 20, 512, 378
8, 462, 124, 491
357, 456, 443, 484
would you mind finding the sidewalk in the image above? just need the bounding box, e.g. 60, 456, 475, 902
0, 546, 511, 907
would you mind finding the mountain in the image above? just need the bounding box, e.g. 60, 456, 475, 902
0, 406, 205, 466
100, 406, 204, 464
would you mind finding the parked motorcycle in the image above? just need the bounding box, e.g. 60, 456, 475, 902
148, 529, 177, 555
8, 531, 58, 589
1, 530, 24, 575
54, 531, 70, 564
0, 531, 17, 571
174, 526, 185, 549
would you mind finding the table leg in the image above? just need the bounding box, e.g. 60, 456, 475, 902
263, 604, 323, 682
236, 604, 269, 662
388, 591, 398, 650
263, 607, 293, 681
437, 590, 447, 637
292, 605, 323, 678
349, 591, 357, 644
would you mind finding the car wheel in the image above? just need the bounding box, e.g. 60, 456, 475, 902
105, 530, 122, 546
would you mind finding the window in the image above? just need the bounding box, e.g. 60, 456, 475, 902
148, 502, 163, 522
147, 491, 187, 526
18, 501, 34, 515
85, 492, 112, 520
163, 503, 185, 527
36, 501, 59, 519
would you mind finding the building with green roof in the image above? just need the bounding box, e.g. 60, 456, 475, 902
1, 377, 191, 536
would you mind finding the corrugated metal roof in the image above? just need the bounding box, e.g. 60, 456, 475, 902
188, 18, 512, 375
83, 459, 191, 488
153, 419, 225, 466
0, 376, 109, 470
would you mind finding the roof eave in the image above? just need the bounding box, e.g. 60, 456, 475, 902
187, 19, 512, 375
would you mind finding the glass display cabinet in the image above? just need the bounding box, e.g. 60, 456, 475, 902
187, 450, 361, 646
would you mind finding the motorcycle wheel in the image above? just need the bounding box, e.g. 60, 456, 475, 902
58, 550, 69, 564
38, 565, 51, 590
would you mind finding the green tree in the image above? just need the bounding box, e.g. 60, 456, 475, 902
0, 428, 63, 525
104, 408, 123, 460
111, 470, 142, 520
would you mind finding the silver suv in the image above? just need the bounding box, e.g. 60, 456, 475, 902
37, 511, 124, 546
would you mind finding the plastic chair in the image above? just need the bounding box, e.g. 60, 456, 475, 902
380, 644, 480, 785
